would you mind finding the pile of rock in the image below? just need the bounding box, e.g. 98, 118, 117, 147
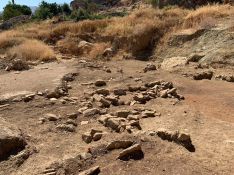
86, 80, 183, 111
130, 80, 184, 104
39, 113, 78, 132
82, 129, 103, 143
98, 109, 159, 133
5, 59, 30, 71
215, 74, 234, 82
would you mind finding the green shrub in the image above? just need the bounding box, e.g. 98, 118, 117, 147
70, 8, 104, 21
3, 3, 32, 21
61, 3, 72, 16
34, 1, 62, 20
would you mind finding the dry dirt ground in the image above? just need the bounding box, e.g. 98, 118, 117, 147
0, 58, 233, 175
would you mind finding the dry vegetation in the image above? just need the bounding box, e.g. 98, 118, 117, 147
183, 4, 234, 28
0, 4, 233, 61
7, 40, 56, 62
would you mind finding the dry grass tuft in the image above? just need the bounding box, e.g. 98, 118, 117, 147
184, 4, 234, 28
89, 42, 111, 59
0, 31, 26, 52
51, 20, 109, 39
7, 40, 56, 62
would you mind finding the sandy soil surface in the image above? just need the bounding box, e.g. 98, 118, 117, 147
0, 59, 233, 175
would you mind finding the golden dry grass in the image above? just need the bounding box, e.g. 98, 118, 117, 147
7, 40, 56, 62
0, 31, 26, 51
1, 4, 233, 60
89, 42, 111, 59
184, 4, 234, 28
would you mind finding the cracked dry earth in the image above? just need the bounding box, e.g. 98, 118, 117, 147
0, 59, 234, 175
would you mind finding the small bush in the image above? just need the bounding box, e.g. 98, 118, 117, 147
70, 9, 105, 21
34, 1, 62, 20
3, 3, 32, 21
7, 40, 56, 62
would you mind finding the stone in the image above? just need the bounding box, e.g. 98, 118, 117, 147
133, 94, 149, 104
160, 90, 168, 98
106, 140, 134, 150
62, 73, 78, 82
144, 64, 157, 72
80, 152, 92, 160
95, 89, 110, 96
193, 71, 213, 80
128, 120, 141, 130
156, 129, 195, 152
90, 129, 102, 137
127, 115, 139, 120
105, 95, 119, 105
93, 133, 103, 141
81, 121, 89, 125
167, 88, 177, 95
116, 110, 129, 118
140, 86, 147, 91
83, 108, 100, 117
117, 144, 143, 160
142, 110, 155, 118
145, 81, 161, 88
128, 86, 140, 92
161, 57, 189, 70
77, 41, 94, 54
66, 113, 78, 119
45, 113, 59, 121
0, 117, 26, 160
79, 166, 100, 175
106, 118, 121, 132
95, 80, 106, 87
82, 132, 93, 144
23, 94, 35, 102
50, 98, 58, 102
56, 124, 75, 132
103, 48, 113, 57
98, 114, 112, 125
66, 119, 77, 126
99, 97, 111, 108
113, 89, 126, 96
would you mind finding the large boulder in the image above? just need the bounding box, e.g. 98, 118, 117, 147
0, 117, 26, 160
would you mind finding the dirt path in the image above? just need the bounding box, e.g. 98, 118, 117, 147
0, 61, 76, 100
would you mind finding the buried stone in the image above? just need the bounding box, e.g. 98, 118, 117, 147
117, 144, 144, 161
79, 166, 100, 175
156, 129, 195, 152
